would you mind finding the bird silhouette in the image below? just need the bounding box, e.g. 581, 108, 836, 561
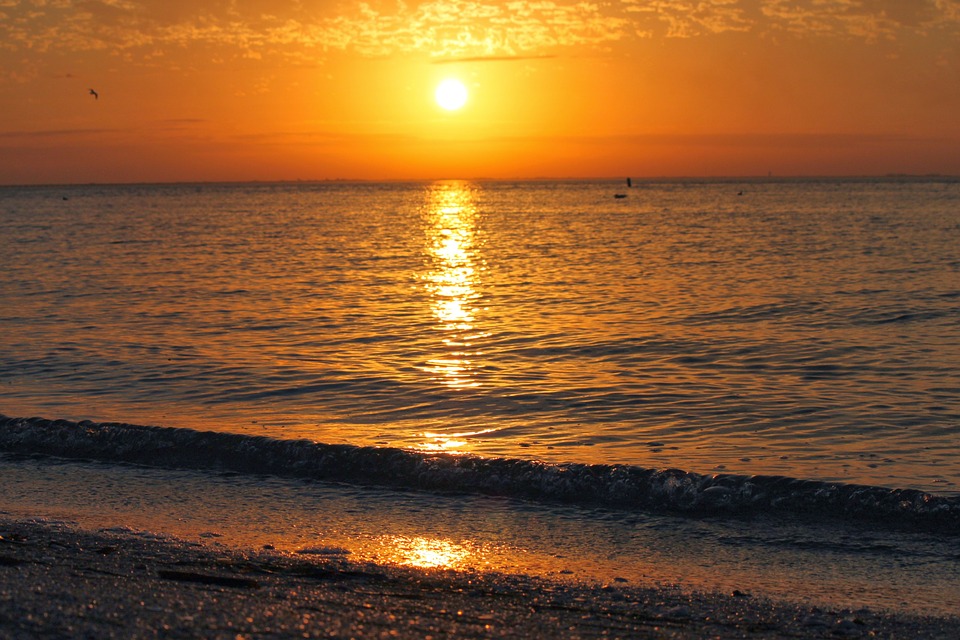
89, 88, 98, 100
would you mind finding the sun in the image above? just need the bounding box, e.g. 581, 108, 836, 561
435, 79, 468, 111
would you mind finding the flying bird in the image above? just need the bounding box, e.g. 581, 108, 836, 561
89, 88, 98, 100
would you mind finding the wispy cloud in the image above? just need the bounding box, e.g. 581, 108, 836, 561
0, 127, 121, 140
2, 0, 960, 71
623, 0, 753, 38
760, 0, 898, 41
761, 0, 960, 40
0, 1, 629, 62
431, 54, 558, 64
483, 130, 938, 148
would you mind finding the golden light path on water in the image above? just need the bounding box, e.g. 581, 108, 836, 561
415, 182, 493, 454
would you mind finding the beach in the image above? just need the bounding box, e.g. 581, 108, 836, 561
2, 180, 958, 636
4, 0, 960, 629
3, 516, 958, 639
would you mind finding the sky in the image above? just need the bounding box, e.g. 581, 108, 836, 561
2, 0, 959, 184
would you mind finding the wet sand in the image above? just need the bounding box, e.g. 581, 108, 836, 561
1, 516, 957, 639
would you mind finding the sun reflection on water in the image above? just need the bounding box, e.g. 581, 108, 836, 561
421, 182, 486, 391
418, 428, 500, 453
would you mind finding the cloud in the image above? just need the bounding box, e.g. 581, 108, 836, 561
523, 131, 941, 149
338, 1, 630, 58
932, 0, 960, 24
623, 0, 753, 38
637, 131, 936, 148
0, 1, 629, 62
759, 0, 900, 41
0, 127, 120, 140
430, 53, 558, 63
758, 0, 960, 40
2, 0, 960, 71
623, 0, 960, 40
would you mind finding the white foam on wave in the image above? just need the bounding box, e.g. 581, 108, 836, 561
2, 414, 959, 532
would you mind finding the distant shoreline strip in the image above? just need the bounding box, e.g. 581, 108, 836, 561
2, 414, 958, 532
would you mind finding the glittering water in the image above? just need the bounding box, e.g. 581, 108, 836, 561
2, 178, 958, 493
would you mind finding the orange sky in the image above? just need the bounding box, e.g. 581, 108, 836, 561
2, 0, 959, 184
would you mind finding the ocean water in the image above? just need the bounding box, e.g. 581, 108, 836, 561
2, 178, 958, 492
3, 178, 960, 614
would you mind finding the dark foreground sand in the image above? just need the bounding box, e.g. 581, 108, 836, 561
1, 516, 956, 639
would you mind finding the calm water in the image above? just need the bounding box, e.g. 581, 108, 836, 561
2, 178, 959, 493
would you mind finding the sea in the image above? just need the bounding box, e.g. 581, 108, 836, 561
2, 178, 959, 614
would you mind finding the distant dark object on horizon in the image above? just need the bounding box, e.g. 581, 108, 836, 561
614, 193, 627, 199
89, 88, 98, 100
626, 177, 632, 188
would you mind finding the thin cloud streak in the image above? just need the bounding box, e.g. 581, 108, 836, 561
431, 54, 558, 64
0, 128, 121, 140
467, 131, 945, 148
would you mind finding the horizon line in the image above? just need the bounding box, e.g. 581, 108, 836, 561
2, 173, 958, 189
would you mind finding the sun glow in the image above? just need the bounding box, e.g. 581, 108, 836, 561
435, 79, 468, 111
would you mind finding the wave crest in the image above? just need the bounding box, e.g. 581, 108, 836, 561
2, 415, 958, 532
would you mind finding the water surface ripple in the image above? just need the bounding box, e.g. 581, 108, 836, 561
1, 178, 958, 493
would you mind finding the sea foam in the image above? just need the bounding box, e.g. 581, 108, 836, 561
2, 414, 958, 533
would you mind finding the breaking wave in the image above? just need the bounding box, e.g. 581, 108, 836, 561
2, 414, 959, 533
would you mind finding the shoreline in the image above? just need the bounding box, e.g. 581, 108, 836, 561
2, 516, 957, 639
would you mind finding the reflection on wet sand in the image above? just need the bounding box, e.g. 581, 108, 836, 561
380, 535, 472, 569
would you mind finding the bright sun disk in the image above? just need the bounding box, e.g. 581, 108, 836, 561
435, 79, 468, 111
